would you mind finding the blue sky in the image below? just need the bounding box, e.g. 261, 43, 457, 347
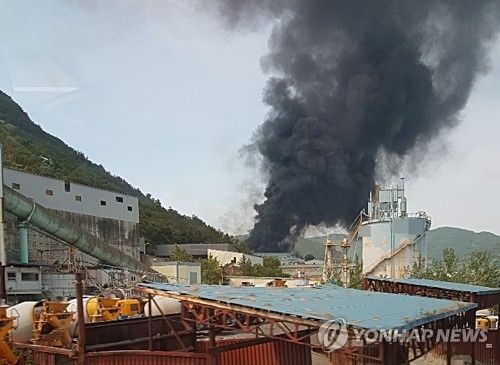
1, 1, 499, 236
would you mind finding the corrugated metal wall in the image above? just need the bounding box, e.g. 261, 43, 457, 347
430, 330, 498, 365
17, 333, 312, 365
454, 329, 497, 365
85, 351, 209, 365
197, 338, 312, 365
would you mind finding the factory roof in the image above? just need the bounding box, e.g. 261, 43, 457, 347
136, 282, 475, 332
367, 276, 500, 296
155, 243, 237, 257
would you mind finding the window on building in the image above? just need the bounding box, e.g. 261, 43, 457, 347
65, 181, 71, 192
12, 183, 20, 190
75, 195, 82, 202
21, 273, 39, 281
100, 200, 107, 206
116, 196, 124, 203
127, 206, 133, 211
46, 189, 53, 196
7, 272, 16, 280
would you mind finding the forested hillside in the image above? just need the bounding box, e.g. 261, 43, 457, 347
0, 90, 236, 250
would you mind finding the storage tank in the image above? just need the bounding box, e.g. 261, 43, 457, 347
6, 301, 48, 343
143, 295, 181, 316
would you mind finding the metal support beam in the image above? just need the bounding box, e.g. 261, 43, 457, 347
75, 272, 86, 365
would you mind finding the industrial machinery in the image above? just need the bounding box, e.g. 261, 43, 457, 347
0, 306, 17, 365
86, 297, 121, 323
475, 309, 499, 329
322, 211, 364, 287
115, 298, 142, 319
143, 295, 181, 316
32, 301, 75, 348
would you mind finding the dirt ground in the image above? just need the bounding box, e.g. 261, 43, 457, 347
312, 352, 484, 365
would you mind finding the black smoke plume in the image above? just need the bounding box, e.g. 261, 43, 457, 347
215, 1, 500, 252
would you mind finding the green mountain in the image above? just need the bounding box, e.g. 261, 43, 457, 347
426, 226, 500, 260
0, 90, 236, 251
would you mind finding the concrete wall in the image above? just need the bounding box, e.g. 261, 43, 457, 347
4, 209, 141, 265
208, 249, 263, 266
152, 262, 201, 284
4, 168, 139, 223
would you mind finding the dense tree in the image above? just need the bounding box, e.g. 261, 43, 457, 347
235, 255, 284, 277
236, 256, 255, 276
408, 248, 499, 287
169, 245, 194, 262
201, 254, 222, 284
304, 253, 315, 261
259, 256, 284, 277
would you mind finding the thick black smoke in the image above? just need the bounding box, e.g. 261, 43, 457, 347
216, 1, 500, 252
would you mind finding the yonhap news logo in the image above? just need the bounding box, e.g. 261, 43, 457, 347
317, 318, 349, 352
318, 319, 488, 352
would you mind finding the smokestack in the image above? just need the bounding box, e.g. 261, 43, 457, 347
215, 1, 500, 252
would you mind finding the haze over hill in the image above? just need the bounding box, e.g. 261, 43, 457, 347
292, 227, 500, 263
0, 90, 237, 250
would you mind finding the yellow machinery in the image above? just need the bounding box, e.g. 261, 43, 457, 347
0, 307, 18, 365
115, 298, 142, 318
266, 279, 288, 287
475, 315, 498, 329
486, 316, 498, 329
476, 317, 490, 329
86, 297, 120, 322
32, 301, 75, 348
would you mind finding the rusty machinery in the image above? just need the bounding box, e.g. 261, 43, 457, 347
32, 301, 75, 348
0, 306, 18, 365
322, 211, 364, 286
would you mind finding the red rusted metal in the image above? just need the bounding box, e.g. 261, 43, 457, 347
85, 350, 209, 365
85, 314, 195, 352
455, 330, 497, 365
13, 342, 76, 364
364, 277, 499, 364
363, 277, 500, 309
197, 338, 312, 365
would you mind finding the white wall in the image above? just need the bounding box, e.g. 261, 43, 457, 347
208, 249, 263, 266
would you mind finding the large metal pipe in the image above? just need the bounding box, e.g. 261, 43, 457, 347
3, 185, 156, 275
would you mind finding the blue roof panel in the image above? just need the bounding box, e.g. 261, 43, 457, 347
136, 283, 476, 331
368, 276, 500, 295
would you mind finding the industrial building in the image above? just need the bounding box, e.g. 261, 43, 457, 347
359, 181, 431, 279
207, 248, 263, 266
155, 243, 237, 259
151, 261, 201, 284
1, 167, 144, 302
